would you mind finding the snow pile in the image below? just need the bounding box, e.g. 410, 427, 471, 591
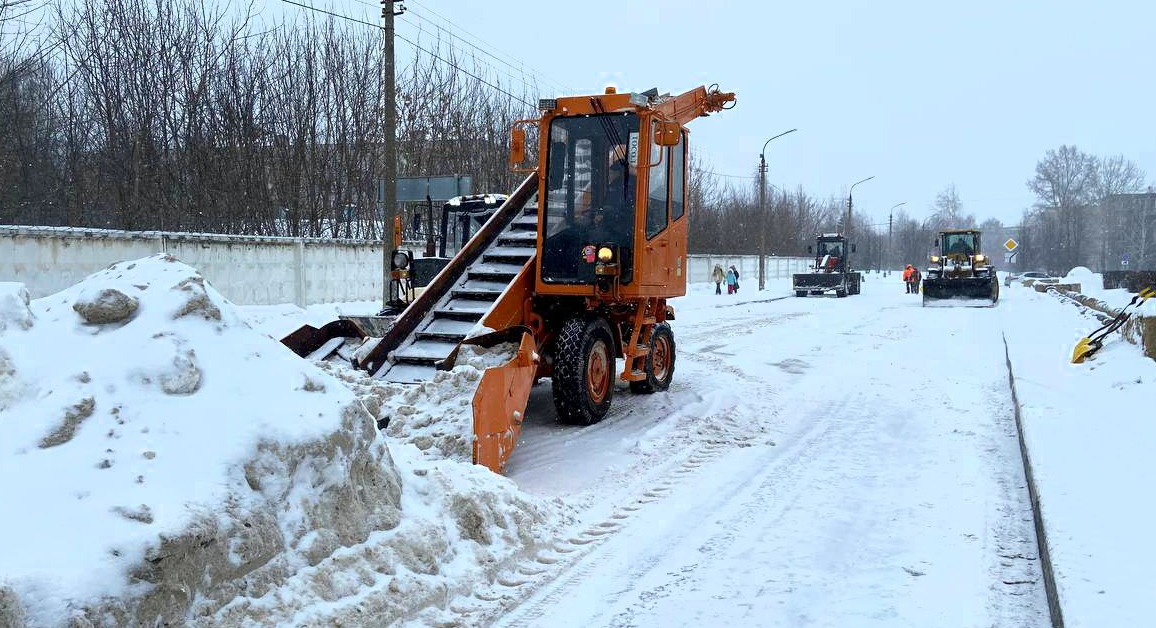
1063, 266, 1103, 292
321, 343, 518, 462
201, 445, 555, 627
0, 256, 403, 627
0, 258, 562, 628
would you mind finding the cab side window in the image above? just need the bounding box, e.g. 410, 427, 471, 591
646, 122, 668, 238
670, 132, 685, 221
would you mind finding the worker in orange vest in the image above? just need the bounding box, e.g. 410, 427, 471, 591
902, 264, 915, 293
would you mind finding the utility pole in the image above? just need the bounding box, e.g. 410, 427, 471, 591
888, 202, 905, 273
381, 0, 404, 307
758, 128, 797, 290
845, 175, 875, 243
758, 155, 767, 290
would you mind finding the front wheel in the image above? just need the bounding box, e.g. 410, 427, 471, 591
552, 317, 615, 425
795, 290, 807, 297
630, 324, 676, 394
835, 288, 847, 298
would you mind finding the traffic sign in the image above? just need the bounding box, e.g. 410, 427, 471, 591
1004, 238, 1019, 252
1123, 252, 1130, 267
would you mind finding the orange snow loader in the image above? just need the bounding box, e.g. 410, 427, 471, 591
283, 85, 735, 473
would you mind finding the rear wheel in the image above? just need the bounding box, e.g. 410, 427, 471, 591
552, 317, 615, 425
795, 290, 807, 297
630, 324, 676, 394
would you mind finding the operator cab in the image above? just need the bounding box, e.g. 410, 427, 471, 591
440, 193, 507, 257
808, 233, 851, 272
940, 231, 978, 258
525, 89, 692, 297
540, 113, 640, 284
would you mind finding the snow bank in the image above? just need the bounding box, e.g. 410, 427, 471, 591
1000, 287, 1156, 627
321, 343, 518, 462
0, 257, 561, 627
0, 256, 404, 627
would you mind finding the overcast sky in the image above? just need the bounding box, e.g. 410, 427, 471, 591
268, 0, 1156, 226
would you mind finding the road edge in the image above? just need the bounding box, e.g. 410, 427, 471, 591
1001, 332, 1066, 628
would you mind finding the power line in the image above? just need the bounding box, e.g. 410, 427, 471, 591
405, 0, 573, 93
700, 170, 757, 180
395, 14, 546, 96
344, 0, 571, 95
277, 0, 536, 109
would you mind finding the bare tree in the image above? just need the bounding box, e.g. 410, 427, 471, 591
927, 184, 975, 230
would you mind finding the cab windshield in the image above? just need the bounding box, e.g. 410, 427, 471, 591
942, 233, 978, 256
541, 113, 639, 284
818, 240, 844, 258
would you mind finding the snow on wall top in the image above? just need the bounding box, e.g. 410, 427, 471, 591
0, 254, 382, 624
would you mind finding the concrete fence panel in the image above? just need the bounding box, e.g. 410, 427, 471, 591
687, 255, 812, 284
2, 226, 814, 305
0, 226, 382, 307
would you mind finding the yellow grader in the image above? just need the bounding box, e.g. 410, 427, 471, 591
283, 85, 735, 473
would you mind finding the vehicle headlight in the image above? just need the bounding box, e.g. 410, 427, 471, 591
447, 198, 461, 206
597, 247, 614, 262
974, 254, 986, 263
930, 255, 940, 263
391, 250, 411, 270
483, 195, 496, 205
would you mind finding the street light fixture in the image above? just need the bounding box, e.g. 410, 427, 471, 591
845, 175, 875, 242
758, 128, 797, 290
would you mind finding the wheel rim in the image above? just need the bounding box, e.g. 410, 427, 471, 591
587, 339, 610, 403
651, 335, 672, 382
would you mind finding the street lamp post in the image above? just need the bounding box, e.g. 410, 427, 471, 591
758, 128, 797, 290
845, 175, 875, 243
888, 202, 906, 272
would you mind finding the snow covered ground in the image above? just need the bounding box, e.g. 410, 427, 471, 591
413, 276, 1051, 628
1000, 278, 1156, 628
5, 259, 1148, 628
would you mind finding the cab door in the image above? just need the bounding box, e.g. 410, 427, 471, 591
638, 123, 686, 290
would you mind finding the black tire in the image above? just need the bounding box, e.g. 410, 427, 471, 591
835, 288, 847, 298
552, 317, 615, 425
795, 290, 807, 297
629, 324, 676, 394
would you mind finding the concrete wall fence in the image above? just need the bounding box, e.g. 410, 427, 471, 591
1, 226, 383, 306
1, 226, 813, 306
686, 254, 812, 284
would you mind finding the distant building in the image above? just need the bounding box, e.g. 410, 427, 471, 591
1099, 192, 1156, 270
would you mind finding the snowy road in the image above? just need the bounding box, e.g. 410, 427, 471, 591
455, 279, 1050, 628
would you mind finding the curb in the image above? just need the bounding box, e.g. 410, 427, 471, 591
1002, 332, 1065, 628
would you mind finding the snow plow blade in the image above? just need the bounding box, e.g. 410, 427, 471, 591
281, 318, 369, 360
792, 273, 841, 290
922, 277, 999, 306
455, 327, 538, 473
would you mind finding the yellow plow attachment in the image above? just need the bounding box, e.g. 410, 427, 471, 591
1071, 286, 1155, 364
